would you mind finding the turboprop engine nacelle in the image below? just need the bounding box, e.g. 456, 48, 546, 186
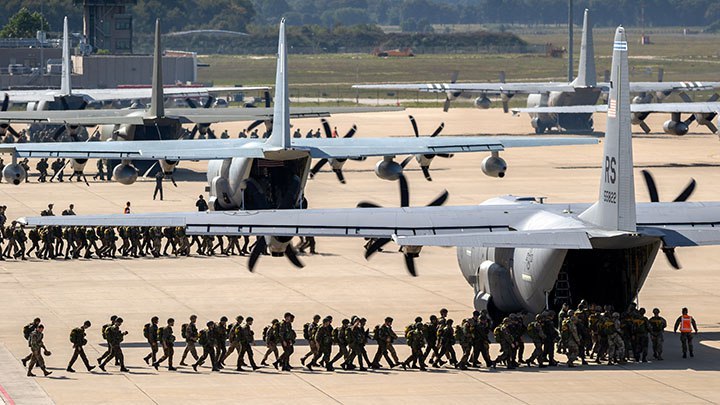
70, 159, 88, 174
112, 162, 139, 185
2, 163, 26, 185
375, 157, 403, 181
663, 120, 689, 136
160, 159, 178, 174
481, 153, 507, 178
101, 124, 136, 141
474, 96, 492, 109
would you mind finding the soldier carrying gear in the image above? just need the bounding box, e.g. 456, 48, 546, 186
238, 317, 259, 371
328, 318, 350, 369
180, 315, 199, 366
27, 324, 52, 377
561, 311, 581, 367
99, 317, 129, 372
370, 317, 396, 370
214, 316, 229, 369
143, 316, 160, 366
607, 312, 626, 365
401, 317, 427, 371
649, 308, 667, 360
301, 314, 321, 368
277, 313, 296, 372
192, 321, 219, 372
422, 315, 441, 366
97, 315, 117, 366
261, 319, 280, 366
222, 315, 244, 367
67, 321, 95, 373
435, 318, 457, 368
343, 317, 368, 371
525, 314, 547, 368
307, 316, 332, 371
21, 317, 41, 368
633, 308, 651, 362
493, 318, 517, 369
153, 318, 177, 371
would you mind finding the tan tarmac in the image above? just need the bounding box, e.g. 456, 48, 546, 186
0, 108, 719, 404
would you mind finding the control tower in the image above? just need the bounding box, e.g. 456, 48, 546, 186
73, 0, 137, 54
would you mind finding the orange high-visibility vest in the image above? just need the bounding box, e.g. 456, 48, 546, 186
680, 315, 693, 333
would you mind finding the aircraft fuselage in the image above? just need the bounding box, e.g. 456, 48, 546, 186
527, 87, 602, 134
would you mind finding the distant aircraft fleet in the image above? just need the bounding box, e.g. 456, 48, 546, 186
2, 14, 720, 321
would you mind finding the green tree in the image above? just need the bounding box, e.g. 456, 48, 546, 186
0, 7, 50, 38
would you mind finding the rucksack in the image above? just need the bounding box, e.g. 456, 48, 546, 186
23, 323, 34, 340
262, 326, 270, 342
303, 322, 312, 340
157, 327, 165, 342
143, 323, 152, 340
198, 329, 208, 346
332, 327, 340, 344
371, 325, 381, 341
228, 323, 238, 342
69, 328, 82, 345
181, 323, 188, 339
102, 323, 112, 340
404, 324, 414, 340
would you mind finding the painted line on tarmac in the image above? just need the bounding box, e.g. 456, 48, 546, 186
0, 383, 16, 405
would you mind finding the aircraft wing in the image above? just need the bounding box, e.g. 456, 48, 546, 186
353, 83, 576, 95
513, 102, 720, 115
79, 86, 269, 102
0, 135, 597, 161
623, 81, 720, 94
0, 106, 403, 125
636, 202, 720, 247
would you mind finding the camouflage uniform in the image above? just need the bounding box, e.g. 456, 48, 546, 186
401, 321, 427, 371
154, 321, 176, 370
180, 319, 199, 365
607, 314, 626, 365
310, 318, 334, 371
435, 320, 457, 367
561, 314, 581, 367
192, 322, 219, 372
67, 323, 94, 372
27, 328, 51, 377
525, 315, 547, 367
648, 310, 667, 360
278, 315, 296, 372
301, 317, 320, 367
261, 319, 280, 366
238, 318, 258, 370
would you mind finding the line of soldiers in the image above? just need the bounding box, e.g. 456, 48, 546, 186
19, 306, 697, 377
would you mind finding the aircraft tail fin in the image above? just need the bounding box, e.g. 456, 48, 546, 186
579, 27, 635, 232
150, 19, 165, 118
60, 16, 71, 96
266, 18, 290, 150
572, 9, 596, 88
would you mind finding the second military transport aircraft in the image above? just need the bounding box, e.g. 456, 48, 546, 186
17, 27, 720, 320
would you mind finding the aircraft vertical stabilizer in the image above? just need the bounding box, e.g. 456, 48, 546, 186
60, 17, 71, 96
266, 18, 291, 150
579, 27, 636, 232
149, 19, 165, 119
573, 9, 596, 88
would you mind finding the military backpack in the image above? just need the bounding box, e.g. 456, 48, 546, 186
302, 322, 312, 341
181, 323, 188, 339
157, 326, 165, 343
143, 323, 152, 340
102, 323, 112, 340
198, 329, 209, 346
69, 328, 83, 345
23, 323, 35, 340
371, 324, 381, 341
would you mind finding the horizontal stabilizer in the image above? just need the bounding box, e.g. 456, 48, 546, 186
393, 230, 593, 249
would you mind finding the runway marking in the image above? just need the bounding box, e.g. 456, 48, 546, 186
0, 383, 16, 405
460, 370, 530, 404
289, 373, 343, 404
621, 367, 715, 404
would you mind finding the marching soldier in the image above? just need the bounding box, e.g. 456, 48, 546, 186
633, 308, 651, 362
277, 313, 296, 372
143, 317, 160, 365
673, 307, 698, 358
370, 317, 396, 369
422, 315, 440, 365
215, 316, 229, 368
223, 316, 244, 367
21, 317, 42, 367
67, 321, 95, 373
238, 317, 259, 371
153, 318, 177, 371
607, 313, 626, 365
525, 314, 547, 368
493, 318, 517, 369
328, 318, 350, 369
99, 317, 129, 372
180, 315, 200, 366
649, 308, 667, 360
435, 318, 457, 368
301, 315, 321, 367
261, 319, 280, 366
310, 316, 334, 371
27, 324, 52, 377
401, 317, 427, 371
192, 321, 219, 372
560, 311, 581, 367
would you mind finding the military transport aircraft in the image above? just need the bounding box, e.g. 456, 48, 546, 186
0, 17, 261, 120
353, 10, 720, 135
19, 27, 720, 319
8, 18, 596, 269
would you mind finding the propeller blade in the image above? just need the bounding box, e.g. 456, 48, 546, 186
641, 170, 660, 203
189, 125, 199, 139
673, 178, 696, 202
684, 115, 697, 126
442, 96, 452, 113
657, 67, 664, 82
142, 161, 159, 178
60, 96, 70, 110
437, 153, 453, 158
421, 166, 432, 181
409, 115, 419, 137
403, 253, 418, 277
285, 245, 305, 268
662, 247, 681, 270
639, 121, 652, 134
78, 101, 88, 110
334, 169, 346, 184
6, 125, 19, 138
320, 118, 332, 138
357, 201, 382, 208
51, 125, 67, 141
365, 238, 391, 259
344, 125, 357, 138
1, 94, 8, 111
309, 159, 328, 178
450, 71, 459, 84
427, 190, 449, 207
430, 122, 445, 137
264, 90, 272, 108
248, 237, 267, 272
247, 120, 264, 132
679, 92, 692, 103
502, 100, 510, 114
708, 93, 719, 103
705, 121, 718, 134
185, 98, 198, 108
399, 174, 409, 208
203, 96, 215, 109
400, 155, 414, 168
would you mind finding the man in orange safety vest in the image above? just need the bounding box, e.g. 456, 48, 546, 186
673, 308, 698, 358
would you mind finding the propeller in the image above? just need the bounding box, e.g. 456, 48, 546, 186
403, 115, 450, 181
247, 235, 304, 273
0, 94, 21, 138
442, 71, 460, 112
681, 93, 719, 133
308, 119, 359, 183
48, 96, 88, 141
641, 169, 696, 269
245, 91, 273, 132
185, 96, 215, 139
358, 173, 448, 276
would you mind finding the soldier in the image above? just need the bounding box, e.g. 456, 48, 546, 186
20, 158, 30, 183
153, 318, 177, 371
36, 158, 49, 182
300, 314, 321, 367
50, 158, 64, 182
261, 319, 280, 366
27, 226, 41, 258
435, 318, 457, 368
67, 320, 95, 373
93, 159, 105, 181
673, 307, 698, 358
21, 317, 42, 367
649, 308, 667, 360
238, 316, 259, 371
370, 317, 396, 369
162, 227, 176, 256
196, 195, 208, 212
401, 317, 427, 371
85, 227, 100, 258
153, 171, 164, 200
180, 315, 200, 366
525, 314, 547, 368
438, 308, 449, 326
124, 201, 131, 214
223, 315, 244, 367
509, 313, 526, 364
557, 303, 570, 354
607, 313, 626, 365
215, 316, 229, 368
97, 315, 117, 366
588, 304, 602, 358
561, 311, 581, 367
328, 318, 350, 370
100, 317, 129, 372
455, 319, 471, 370
473, 310, 494, 368
358, 317, 372, 368
341, 317, 364, 371
192, 321, 219, 372
277, 312, 296, 371
27, 324, 52, 377
493, 318, 517, 369
142, 316, 160, 365
542, 310, 559, 366
13, 224, 27, 260
309, 316, 334, 371
633, 308, 650, 362
422, 315, 440, 365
